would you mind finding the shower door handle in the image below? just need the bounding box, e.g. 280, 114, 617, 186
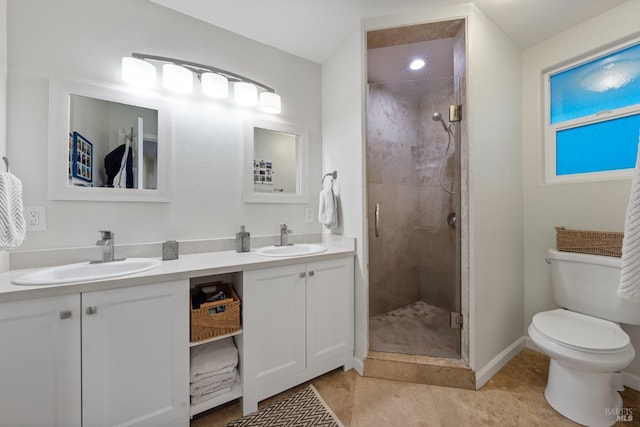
375, 204, 380, 238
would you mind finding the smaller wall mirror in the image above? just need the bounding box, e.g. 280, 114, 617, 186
243, 119, 308, 203
48, 80, 172, 202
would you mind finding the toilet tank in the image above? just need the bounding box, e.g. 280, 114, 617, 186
548, 249, 640, 325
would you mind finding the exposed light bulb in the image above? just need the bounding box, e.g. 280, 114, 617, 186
409, 58, 426, 71
234, 82, 258, 106
259, 92, 281, 114
162, 64, 193, 94
201, 72, 229, 98
122, 57, 156, 88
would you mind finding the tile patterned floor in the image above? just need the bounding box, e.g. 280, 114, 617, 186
191, 348, 640, 426
369, 301, 460, 358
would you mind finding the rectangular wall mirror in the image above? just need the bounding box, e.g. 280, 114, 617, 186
243, 119, 308, 203
48, 80, 172, 202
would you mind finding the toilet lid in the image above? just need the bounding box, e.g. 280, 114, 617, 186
532, 309, 630, 351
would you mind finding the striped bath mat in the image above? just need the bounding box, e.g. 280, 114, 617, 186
225, 385, 343, 427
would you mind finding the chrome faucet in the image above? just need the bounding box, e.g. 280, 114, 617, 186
95, 230, 115, 263
278, 223, 293, 246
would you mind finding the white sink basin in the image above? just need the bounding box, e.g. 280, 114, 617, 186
12, 258, 162, 286
256, 244, 327, 257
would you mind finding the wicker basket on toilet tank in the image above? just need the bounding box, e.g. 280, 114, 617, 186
555, 226, 623, 258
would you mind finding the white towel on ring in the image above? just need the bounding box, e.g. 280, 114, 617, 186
318, 186, 338, 230
618, 135, 640, 301
0, 171, 26, 249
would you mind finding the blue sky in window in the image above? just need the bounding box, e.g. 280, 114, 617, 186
556, 114, 640, 175
551, 43, 640, 124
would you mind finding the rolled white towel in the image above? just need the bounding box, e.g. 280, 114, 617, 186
0, 171, 26, 249
190, 338, 238, 382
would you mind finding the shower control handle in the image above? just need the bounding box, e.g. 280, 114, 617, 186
375, 204, 380, 238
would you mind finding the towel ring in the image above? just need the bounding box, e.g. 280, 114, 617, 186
2, 157, 8, 173
321, 171, 337, 189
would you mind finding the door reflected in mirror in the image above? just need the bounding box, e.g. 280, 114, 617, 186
69, 95, 158, 190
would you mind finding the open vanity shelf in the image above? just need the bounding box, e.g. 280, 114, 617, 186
189, 272, 243, 418
189, 330, 244, 417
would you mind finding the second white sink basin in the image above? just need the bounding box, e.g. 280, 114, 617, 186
12, 258, 162, 286
256, 244, 327, 257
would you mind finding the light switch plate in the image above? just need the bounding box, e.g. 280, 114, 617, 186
304, 207, 314, 223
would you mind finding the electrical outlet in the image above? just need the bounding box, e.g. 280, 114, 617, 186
304, 207, 314, 223
24, 206, 46, 231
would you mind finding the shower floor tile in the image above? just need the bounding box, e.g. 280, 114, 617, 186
369, 301, 460, 358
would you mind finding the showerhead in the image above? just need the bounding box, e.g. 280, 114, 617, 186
432, 112, 451, 133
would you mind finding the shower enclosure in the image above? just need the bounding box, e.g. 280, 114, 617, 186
367, 76, 462, 358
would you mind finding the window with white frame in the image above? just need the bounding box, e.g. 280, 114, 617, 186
545, 40, 640, 183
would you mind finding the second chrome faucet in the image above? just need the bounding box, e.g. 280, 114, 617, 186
277, 223, 293, 246
94, 230, 120, 263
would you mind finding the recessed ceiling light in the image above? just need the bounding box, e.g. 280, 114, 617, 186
409, 58, 426, 71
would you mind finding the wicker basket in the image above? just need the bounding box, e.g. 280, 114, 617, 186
555, 226, 623, 258
190, 282, 241, 342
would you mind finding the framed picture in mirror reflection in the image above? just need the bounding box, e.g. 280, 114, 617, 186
70, 131, 93, 185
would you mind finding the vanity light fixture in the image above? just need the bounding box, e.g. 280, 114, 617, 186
259, 92, 282, 114
162, 63, 193, 94
234, 82, 258, 106
121, 53, 281, 114
122, 57, 156, 88
201, 72, 229, 98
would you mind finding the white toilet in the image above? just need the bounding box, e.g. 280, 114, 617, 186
528, 249, 639, 427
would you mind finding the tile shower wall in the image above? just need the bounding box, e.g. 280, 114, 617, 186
417, 83, 457, 313
367, 79, 457, 317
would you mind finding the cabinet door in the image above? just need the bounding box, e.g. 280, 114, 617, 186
0, 294, 81, 427
306, 257, 354, 366
82, 280, 189, 427
243, 264, 306, 391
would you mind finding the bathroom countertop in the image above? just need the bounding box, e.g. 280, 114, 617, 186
0, 240, 356, 303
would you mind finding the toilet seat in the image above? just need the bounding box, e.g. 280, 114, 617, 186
532, 309, 630, 353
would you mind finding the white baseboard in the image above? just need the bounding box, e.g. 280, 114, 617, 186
353, 356, 364, 376
525, 336, 540, 352
475, 337, 526, 389
623, 371, 640, 392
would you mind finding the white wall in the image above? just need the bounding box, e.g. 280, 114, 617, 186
523, 0, 640, 377
7, 0, 322, 251
464, 5, 523, 375
322, 3, 524, 375
321, 30, 366, 368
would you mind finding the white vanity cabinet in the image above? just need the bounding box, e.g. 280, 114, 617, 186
0, 294, 82, 427
0, 280, 189, 427
240, 256, 354, 415
82, 280, 189, 427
